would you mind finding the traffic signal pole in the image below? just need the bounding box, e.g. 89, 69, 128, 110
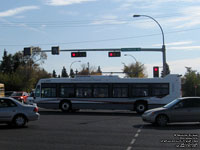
40, 47, 163, 52
24, 46, 165, 75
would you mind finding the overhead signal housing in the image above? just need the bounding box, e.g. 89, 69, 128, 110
23, 47, 32, 56
71, 52, 87, 57
51, 46, 60, 55
108, 52, 121, 57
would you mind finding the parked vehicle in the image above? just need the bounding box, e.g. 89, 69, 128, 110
0, 97, 40, 127
10, 91, 29, 103
5, 91, 14, 97
142, 97, 200, 126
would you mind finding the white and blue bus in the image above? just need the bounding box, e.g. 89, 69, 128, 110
34, 74, 181, 113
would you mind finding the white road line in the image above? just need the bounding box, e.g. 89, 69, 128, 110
126, 146, 132, 150
130, 139, 136, 144
126, 125, 143, 150
135, 133, 139, 138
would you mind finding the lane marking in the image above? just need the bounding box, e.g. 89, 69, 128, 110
135, 133, 139, 138
130, 139, 136, 144
126, 125, 144, 150
126, 146, 132, 150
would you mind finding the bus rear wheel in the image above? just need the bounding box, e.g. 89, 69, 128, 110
135, 102, 147, 114
60, 101, 71, 112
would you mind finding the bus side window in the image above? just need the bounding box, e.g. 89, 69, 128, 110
131, 84, 149, 97
112, 84, 128, 98
76, 84, 92, 98
93, 85, 108, 98
60, 84, 74, 98
151, 83, 169, 97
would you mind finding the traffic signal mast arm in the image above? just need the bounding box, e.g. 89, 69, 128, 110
40, 48, 163, 52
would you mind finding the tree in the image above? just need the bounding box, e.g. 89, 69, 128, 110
161, 63, 170, 77
52, 70, 57, 78
70, 68, 75, 78
182, 67, 200, 96
78, 63, 102, 75
0, 49, 50, 92
123, 62, 147, 78
61, 66, 69, 77
96, 66, 102, 75
0, 50, 13, 74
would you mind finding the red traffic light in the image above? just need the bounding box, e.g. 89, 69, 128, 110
108, 52, 121, 57
71, 52, 86, 57
153, 66, 159, 77
154, 67, 158, 72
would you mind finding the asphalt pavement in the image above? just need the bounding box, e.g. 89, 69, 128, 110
0, 109, 199, 150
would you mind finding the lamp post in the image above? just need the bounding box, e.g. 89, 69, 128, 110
133, 15, 167, 76
70, 60, 81, 74
124, 54, 138, 63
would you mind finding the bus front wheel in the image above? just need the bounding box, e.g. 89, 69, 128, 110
60, 101, 71, 112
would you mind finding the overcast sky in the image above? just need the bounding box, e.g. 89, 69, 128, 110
0, 0, 200, 77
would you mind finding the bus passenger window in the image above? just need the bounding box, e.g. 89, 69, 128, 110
60, 84, 74, 98
131, 84, 149, 97
112, 84, 128, 98
151, 83, 169, 96
93, 84, 108, 98
76, 84, 92, 98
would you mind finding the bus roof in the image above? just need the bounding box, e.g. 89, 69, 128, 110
37, 74, 180, 84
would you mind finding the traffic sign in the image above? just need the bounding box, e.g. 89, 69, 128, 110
51, 46, 60, 55
121, 48, 141, 51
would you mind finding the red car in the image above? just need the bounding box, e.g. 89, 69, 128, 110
10, 91, 29, 103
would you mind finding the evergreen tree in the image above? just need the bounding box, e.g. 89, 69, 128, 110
0, 50, 13, 73
52, 70, 57, 78
70, 68, 75, 78
97, 66, 102, 75
61, 66, 69, 77
182, 67, 200, 96
161, 63, 170, 77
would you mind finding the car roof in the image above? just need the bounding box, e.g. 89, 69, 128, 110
179, 97, 200, 100
0, 97, 22, 104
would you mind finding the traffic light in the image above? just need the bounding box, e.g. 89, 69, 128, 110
71, 52, 86, 57
108, 52, 121, 57
153, 66, 159, 77
51, 46, 60, 55
23, 47, 32, 56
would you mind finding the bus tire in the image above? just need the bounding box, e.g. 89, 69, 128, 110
60, 100, 71, 112
135, 101, 147, 114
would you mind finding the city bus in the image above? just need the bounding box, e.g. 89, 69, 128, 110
34, 74, 181, 113
0, 83, 5, 97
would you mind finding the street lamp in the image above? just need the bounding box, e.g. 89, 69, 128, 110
133, 14, 167, 76
70, 60, 81, 72
124, 54, 137, 63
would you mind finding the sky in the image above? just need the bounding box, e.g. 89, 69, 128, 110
0, 0, 200, 77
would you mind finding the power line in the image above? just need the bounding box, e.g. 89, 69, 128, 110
0, 27, 200, 47
0, 13, 199, 28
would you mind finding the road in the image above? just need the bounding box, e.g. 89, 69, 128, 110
0, 109, 199, 150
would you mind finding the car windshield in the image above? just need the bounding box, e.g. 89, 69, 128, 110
11, 92, 23, 96
163, 98, 180, 108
